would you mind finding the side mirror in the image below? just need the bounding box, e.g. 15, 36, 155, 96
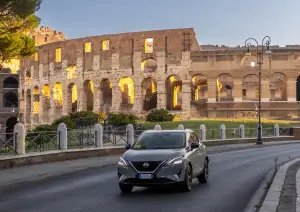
125, 143, 131, 150
191, 142, 199, 150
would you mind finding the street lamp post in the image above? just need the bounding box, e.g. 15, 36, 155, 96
244, 36, 271, 144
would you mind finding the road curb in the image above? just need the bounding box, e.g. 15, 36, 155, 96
256, 157, 300, 212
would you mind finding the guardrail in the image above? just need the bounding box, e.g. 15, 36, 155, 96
0, 122, 294, 156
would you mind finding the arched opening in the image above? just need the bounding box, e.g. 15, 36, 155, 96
3, 77, 18, 88
66, 65, 77, 79
297, 76, 300, 101
67, 83, 78, 113
41, 84, 51, 122
119, 77, 134, 105
32, 86, 40, 114
3, 91, 18, 108
269, 72, 287, 101
216, 74, 234, 102
26, 89, 31, 124
142, 77, 157, 111
242, 74, 259, 101
191, 75, 207, 101
25, 70, 31, 85
100, 79, 112, 113
53, 82, 63, 118
166, 75, 182, 110
5, 117, 17, 141
141, 58, 157, 73
83, 80, 94, 111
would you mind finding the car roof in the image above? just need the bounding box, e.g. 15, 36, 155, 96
143, 129, 194, 133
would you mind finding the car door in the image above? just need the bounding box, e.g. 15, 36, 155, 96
191, 132, 205, 173
186, 132, 199, 175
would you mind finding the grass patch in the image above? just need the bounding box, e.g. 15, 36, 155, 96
143, 119, 298, 130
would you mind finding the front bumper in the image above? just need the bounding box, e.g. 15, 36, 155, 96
118, 161, 186, 187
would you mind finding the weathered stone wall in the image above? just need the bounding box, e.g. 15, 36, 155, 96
19, 28, 300, 128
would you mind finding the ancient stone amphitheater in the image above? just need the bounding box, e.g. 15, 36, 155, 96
19, 27, 300, 129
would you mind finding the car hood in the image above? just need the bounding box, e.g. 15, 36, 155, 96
122, 148, 185, 161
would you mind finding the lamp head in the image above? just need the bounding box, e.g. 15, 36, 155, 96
266, 45, 271, 54
246, 47, 251, 56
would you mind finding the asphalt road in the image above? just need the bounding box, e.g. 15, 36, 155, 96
1, 144, 300, 212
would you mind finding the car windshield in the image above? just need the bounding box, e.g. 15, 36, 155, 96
132, 132, 186, 150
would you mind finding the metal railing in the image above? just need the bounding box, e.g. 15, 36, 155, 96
0, 133, 17, 155
25, 131, 60, 152
68, 129, 95, 149
103, 129, 127, 146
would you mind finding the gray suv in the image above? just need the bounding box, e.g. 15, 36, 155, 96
117, 129, 209, 193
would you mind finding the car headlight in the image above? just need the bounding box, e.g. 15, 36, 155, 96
118, 157, 128, 167
164, 156, 183, 167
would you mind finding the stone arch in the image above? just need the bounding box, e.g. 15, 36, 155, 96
241, 55, 257, 67
67, 83, 78, 113
66, 65, 77, 79
269, 72, 287, 101
100, 79, 112, 113
3, 77, 18, 88
191, 74, 207, 100
142, 77, 157, 111
53, 82, 63, 119
41, 84, 51, 122
216, 73, 234, 102
141, 58, 157, 73
166, 75, 182, 110
83, 80, 94, 111
3, 91, 18, 108
296, 76, 300, 101
242, 74, 259, 101
26, 89, 31, 124
119, 77, 134, 105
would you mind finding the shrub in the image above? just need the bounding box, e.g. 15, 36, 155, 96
106, 113, 139, 127
146, 109, 174, 122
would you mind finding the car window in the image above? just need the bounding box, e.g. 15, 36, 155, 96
132, 132, 186, 150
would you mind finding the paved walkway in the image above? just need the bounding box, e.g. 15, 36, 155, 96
0, 140, 300, 190
259, 157, 300, 212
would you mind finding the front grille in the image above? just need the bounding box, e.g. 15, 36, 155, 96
130, 161, 163, 172
123, 178, 175, 185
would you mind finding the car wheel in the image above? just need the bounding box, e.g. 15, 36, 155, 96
179, 164, 193, 192
119, 183, 133, 193
198, 159, 209, 184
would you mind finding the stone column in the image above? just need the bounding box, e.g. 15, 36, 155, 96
261, 81, 270, 102
233, 80, 243, 102
111, 82, 121, 113
287, 80, 296, 102
207, 79, 216, 102
156, 80, 166, 109
93, 86, 101, 113
49, 85, 56, 122
77, 86, 85, 112
181, 80, 191, 114
133, 84, 143, 114
62, 87, 68, 116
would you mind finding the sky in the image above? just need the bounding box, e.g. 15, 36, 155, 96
36, 0, 300, 47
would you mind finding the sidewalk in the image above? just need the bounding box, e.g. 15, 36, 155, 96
258, 157, 300, 212
0, 140, 300, 189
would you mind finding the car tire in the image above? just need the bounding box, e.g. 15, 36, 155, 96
119, 183, 133, 193
198, 159, 209, 184
179, 164, 193, 192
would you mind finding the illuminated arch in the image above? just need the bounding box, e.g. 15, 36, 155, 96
32, 86, 40, 114
165, 75, 182, 110
119, 77, 135, 104
191, 74, 207, 101
242, 74, 259, 101
142, 77, 157, 111
67, 83, 78, 113
53, 82, 63, 106
216, 73, 234, 102
83, 80, 94, 111
141, 58, 157, 73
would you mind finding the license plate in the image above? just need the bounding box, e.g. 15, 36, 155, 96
139, 174, 153, 179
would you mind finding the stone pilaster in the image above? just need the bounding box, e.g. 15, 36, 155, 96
287, 80, 296, 102
181, 80, 191, 112
207, 79, 216, 102
39, 90, 44, 123
77, 86, 85, 112
133, 84, 143, 114
93, 86, 101, 113
111, 53, 119, 70
49, 86, 56, 122
261, 81, 270, 102
156, 80, 166, 109
233, 81, 243, 102
111, 82, 121, 113
62, 87, 68, 116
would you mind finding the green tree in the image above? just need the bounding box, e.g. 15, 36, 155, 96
0, 0, 42, 64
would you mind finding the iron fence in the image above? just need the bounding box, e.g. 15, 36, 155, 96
25, 131, 60, 152
68, 129, 95, 149
103, 129, 127, 146
0, 133, 17, 155
225, 128, 241, 139
244, 128, 257, 138
279, 128, 293, 136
